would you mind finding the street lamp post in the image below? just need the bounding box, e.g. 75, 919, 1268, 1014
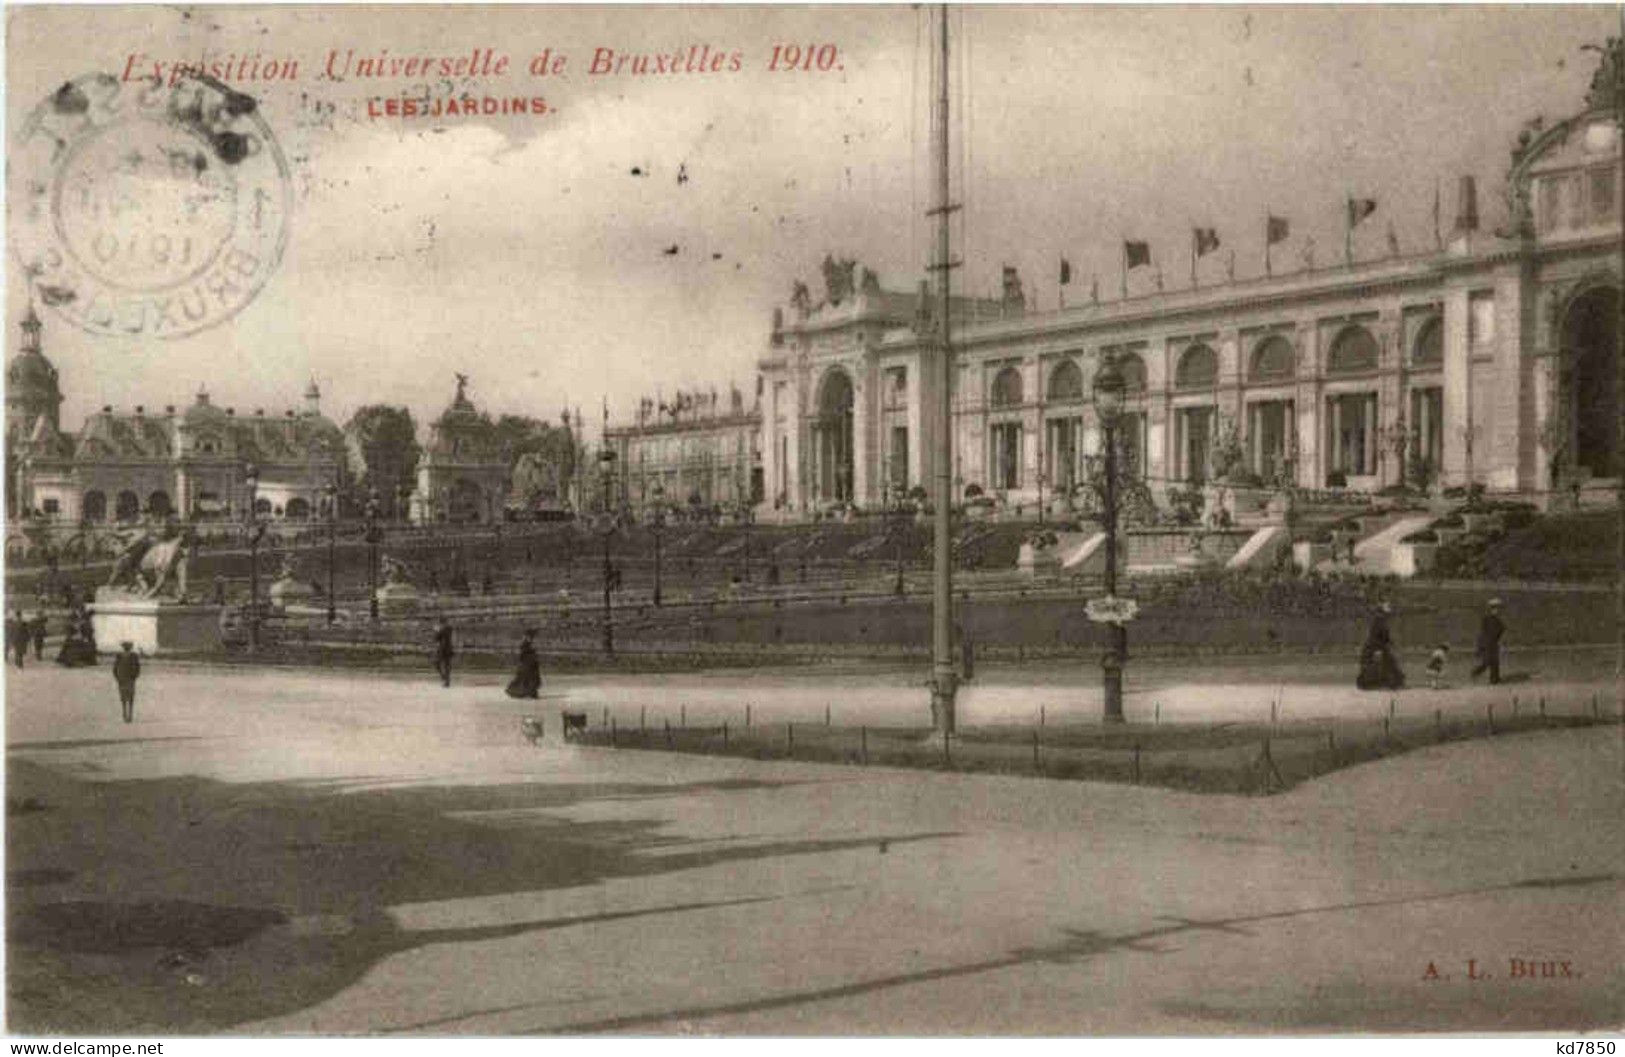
600, 450, 617, 656
740, 502, 753, 583
244, 465, 265, 652
324, 481, 337, 624
893, 485, 907, 597
365, 487, 381, 622
1093, 353, 1128, 724
651, 482, 666, 607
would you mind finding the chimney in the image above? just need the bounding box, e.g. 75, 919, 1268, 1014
101, 405, 111, 413
165, 405, 175, 414
1454, 175, 1479, 233
255, 409, 264, 417
227, 408, 236, 416
135, 405, 145, 415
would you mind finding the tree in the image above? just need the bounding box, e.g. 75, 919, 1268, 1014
492, 414, 576, 509
344, 405, 421, 518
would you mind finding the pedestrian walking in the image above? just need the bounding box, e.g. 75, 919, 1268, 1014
1471, 598, 1505, 685
31, 608, 48, 661
1426, 643, 1450, 690
5, 610, 23, 670
1357, 601, 1404, 690
433, 618, 455, 688
505, 628, 542, 699
112, 641, 141, 723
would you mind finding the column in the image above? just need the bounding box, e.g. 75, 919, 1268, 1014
1364, 394, 1378, 476
1441, 286, 1472, 484
851, 363, 871, 505
1329, 396, 1342, 476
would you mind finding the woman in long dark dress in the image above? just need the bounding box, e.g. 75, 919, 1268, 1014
1357, 602, 1404, 690
505, 628, 542, 699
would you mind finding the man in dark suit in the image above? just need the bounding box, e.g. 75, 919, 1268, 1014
112, 641, 141, 723
433, 619, 455, 688
5, 610, 22, 669
1472, 598, 1506, 685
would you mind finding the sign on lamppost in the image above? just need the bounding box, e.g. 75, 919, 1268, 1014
1086, 595, 1139, 625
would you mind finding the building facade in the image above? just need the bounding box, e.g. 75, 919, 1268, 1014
7, 313, 345, 525
408, 376, 511, 523
617, 66, 1625, 521
605, 386, 762, 516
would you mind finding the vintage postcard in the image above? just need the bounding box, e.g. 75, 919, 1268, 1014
4, 2, 1622, 1040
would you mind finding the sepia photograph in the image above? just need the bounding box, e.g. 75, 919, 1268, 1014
4, 2, 1622, 1039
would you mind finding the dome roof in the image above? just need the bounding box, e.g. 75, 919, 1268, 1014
7, 348, 58, 396
182, 387, 228, 428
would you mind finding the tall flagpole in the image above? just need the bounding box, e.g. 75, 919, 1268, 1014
1265, 209, 1273, 277
928, 2, 959, 733
1344, 196, 1354, 267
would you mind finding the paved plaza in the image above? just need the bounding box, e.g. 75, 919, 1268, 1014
6, 658, 1622, 1034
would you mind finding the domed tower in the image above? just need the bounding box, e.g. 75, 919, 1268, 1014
6, 305, 62, 445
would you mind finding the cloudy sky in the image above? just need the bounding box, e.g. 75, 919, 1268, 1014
6, 4, 1617, 442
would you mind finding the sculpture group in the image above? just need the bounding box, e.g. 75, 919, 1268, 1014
105, 525, 194, 600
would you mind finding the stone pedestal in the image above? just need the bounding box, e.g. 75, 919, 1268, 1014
375, 581, 421, 615
268, 576, 315, 609
91, 590, 225, 654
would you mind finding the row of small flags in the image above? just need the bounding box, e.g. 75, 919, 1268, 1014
1058, 194, 1428, 303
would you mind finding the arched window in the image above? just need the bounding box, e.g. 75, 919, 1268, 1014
1176, 344, 1218, 389
1412, 317, 1442, 367
254, 497, 273, 516
115, 491, 140, 522
285, 496, 311, 520
1250, 335, 1296, 381
991, 366, 1024, 408
1047, 359, 1084, 402
1328, 325, 1379, 374
82, 490, 107, 522
147, 491, 172, 518
1118, 353, 1148, 394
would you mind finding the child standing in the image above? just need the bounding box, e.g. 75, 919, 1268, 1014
1426, 643, 1450, 690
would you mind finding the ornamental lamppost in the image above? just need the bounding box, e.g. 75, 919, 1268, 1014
243, 464, 266, 652
894, 488, 910, 596
1093, 352, 1128, 724
324, 481, 338, 624
599, 449, 618, 655
739, 501, 754, 583
364, 486, 382, 621
651, 481, 666, 607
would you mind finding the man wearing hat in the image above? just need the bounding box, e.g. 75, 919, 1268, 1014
112, 641, 141, 723
432, 618, 455, 688
1472, 598, 1506, 685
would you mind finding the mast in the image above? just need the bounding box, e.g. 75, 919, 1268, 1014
928, 3, 959, 733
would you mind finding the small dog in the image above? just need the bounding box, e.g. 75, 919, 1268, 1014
520, 716, 545, 745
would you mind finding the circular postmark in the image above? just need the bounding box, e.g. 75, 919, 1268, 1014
9, 73, 290, 339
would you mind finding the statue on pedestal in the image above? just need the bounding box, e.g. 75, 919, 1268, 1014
105, 525, 195, 600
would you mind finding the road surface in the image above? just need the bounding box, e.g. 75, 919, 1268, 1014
6, 659, 1621, 1034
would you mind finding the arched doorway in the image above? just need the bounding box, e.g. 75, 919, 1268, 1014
448, 478, 484, 522
82, 490, 107, 523
147, 491, 172, 519
813, 370, 854, 503
285, 496, 311, 520
1564, 286, 1620, 479
115, 491, 140, 522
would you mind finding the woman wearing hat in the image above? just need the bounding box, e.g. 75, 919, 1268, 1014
1472, 599, 1505, 685
506, 628, 542, 699
1357, 601, 1405, 690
